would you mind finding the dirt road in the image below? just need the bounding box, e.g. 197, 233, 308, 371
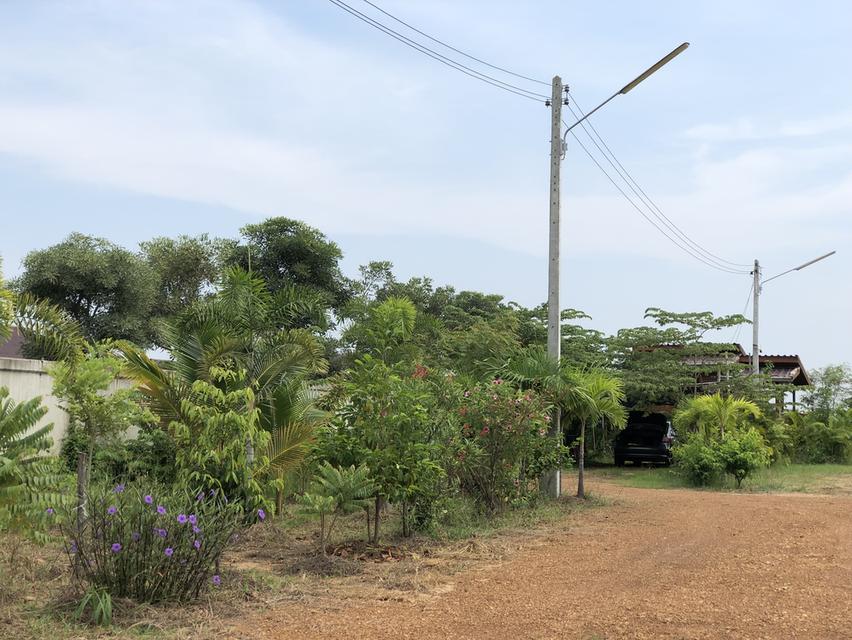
232, 476, 852, 639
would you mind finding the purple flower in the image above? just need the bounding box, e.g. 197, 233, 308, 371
196, 492, 205, 502
144, 495, 153, 504
111, 543, 122, 553
157, 505, 166, 515
212, 575, 221, 586
107, 506, 117, 515
70, 542, 78, 554
177, 514, 188, 524
188, 514, 197, 525
209, 488, 216, 497
192, 525, 201, 534
131, 531, 141, 542
257, 508, 266, 521
113, 483, 125, 494
193, 539, 201, 550
164, 547, 174, 557
154, 527, 167, 538
45, 507, 55, 515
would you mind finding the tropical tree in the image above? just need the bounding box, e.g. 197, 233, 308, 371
572, 371, 627, 499
674, 393, 762, 442
254, 380, 331, 514
299, 462, 375, 554
502, 346, 590, 495
120, 267, 328, 506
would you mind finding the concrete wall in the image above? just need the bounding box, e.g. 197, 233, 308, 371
0, 357, 134, 455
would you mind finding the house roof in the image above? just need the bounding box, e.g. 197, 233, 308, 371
736, 353, 811, 386
0, 327, 25, 359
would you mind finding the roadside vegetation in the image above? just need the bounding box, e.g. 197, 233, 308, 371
0, 218, 850, 636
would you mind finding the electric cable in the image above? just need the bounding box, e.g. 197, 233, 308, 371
328, 0, 549, 101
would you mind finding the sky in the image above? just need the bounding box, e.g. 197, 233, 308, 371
0, 0, 850, 369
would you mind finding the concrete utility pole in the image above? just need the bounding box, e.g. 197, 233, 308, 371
545, 44, 690, 499
751, 259, 761, 375
543, 76, 565, 499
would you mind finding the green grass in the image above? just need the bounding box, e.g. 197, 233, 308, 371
593, 463, 852, 494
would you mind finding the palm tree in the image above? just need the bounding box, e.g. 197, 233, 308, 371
674, 393, 761, 442
503, 346, 591, 494
573, 371, 627, 499
254, 379, 331, 514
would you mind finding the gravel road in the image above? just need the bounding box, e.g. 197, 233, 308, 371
231, 476, 852, 639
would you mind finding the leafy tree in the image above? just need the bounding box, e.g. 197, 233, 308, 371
609, 308, 750, 409
16, 233, 158, 348
440, 314, 521, 378
0, 258, 13, 343
802, 365, 852, 421
673, 436, 723, 486
51, 348, 154, 531
340, 356, 445, 539
140, 234, 224, 331
226, 217, 350, 310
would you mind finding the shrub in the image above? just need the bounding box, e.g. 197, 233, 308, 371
673, 436, 722, 486
718, 428, 772, 488
60, 482, 249, 603
453, 380, 562, 513
786, 411, 852, 464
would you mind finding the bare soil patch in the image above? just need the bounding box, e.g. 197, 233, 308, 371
229, 473, 852, 640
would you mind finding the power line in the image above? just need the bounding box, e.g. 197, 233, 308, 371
564, 99, 751, 272
358, 0, 550, 87
731, 282, 754, 343
327, 0, 549, 102
562, 120, 748, 275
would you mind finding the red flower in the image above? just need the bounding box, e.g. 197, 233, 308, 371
479, 426, 490, 437
412, 364, 429, 379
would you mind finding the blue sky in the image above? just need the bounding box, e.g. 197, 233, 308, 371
1, 1, 849, 368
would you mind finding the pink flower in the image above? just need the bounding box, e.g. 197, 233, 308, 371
479, 426, 490, 437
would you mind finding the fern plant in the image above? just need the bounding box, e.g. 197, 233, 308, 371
299, 462, 375, 554
0, 387, 68, 540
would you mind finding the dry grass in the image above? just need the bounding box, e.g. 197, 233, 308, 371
0, 496, 597, 639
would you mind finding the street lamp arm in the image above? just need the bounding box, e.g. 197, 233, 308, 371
561, 42, 689, 146
761, 250, 836, 286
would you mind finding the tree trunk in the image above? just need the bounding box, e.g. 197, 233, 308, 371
75, 449, 89, 536
372, 495, 382, 544
364, 506, 372, 542
401, 500, 410, 538
275, 487, 284, 517
577, 420, 586, 499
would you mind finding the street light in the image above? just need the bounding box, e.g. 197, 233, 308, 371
543, 43, 689, 498
751, 251, 836, 375
561, 43, 689, 143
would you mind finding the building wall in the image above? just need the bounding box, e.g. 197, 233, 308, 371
0, 357, 134, 455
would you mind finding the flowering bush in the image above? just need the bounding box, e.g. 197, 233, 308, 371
59, 482, 249, 603
453, 381, 566, 513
